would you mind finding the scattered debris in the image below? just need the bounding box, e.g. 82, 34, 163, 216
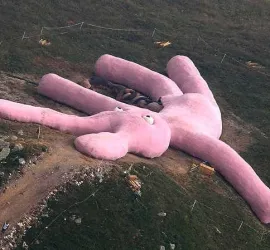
170, 243, 176, 250
158, 212, 167, 217
39, 39, 51, 46
246, 61, 265, 70
31, 156, 38, 165
22, 241, 29, 249
96, 167, 104, 183
18, 130, 24, 136
189, 163, 199, 172
41, 213, 49, 218
123, 164, 133, 175
0, 147, 10, 161
126, 174, 142, 196
0, 163, 112, 249
17, 222, 24, 228
10, 135, 18, 141
1, 215, 36, 248
70, 215, 82, 225
12, 143, 24, 152
1, 222, 9, 233
199, 162, 215, 176
19, 158, 26, 165
74, 217, 82, 225
75, 180, 83, 186
0, 139, 10, 149
155, 41, 171, 48
214, 226, 222, 234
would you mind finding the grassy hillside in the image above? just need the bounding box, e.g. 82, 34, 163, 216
16, 164, 270, 250
0, 0, 270, 249
1, 0, 270, 135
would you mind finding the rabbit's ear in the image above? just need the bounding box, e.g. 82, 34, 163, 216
94, 54, 182, 101
38, 73, 131, 115
74, 132, 129, 160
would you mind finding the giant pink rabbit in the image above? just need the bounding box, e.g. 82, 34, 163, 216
0, 54, 269, 224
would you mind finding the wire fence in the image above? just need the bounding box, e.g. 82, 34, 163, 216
0, 20, 270, 245
1, 21, 269, 79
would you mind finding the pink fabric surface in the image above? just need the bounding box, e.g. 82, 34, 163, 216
38, 73, 132, 115
167, 56, 216, 103
181, 133, 270, 223
0, 98, 170, 160
95, 54, 270, 223
95, 54, 182, 101
0, 54, 269, 223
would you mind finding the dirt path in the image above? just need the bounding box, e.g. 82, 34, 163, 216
0, 127, 192, 237
0, 132, 92, 229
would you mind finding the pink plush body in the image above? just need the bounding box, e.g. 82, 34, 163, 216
95, 54, 182, 100
95, 55, 270, 224
0, 54, 269, 224
0, 97, 170, 160
38, 74, 133, 115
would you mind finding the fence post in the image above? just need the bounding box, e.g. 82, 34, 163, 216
21, 31, 26, 40
221, 53, 227, 64
191, 200, 197, 212
152, 28, 156, 38
237, 221, 243, 231
40, 27, 44, 37
80, 22, 84, 30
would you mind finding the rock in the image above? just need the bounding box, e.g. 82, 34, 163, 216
19, 158, 26, 165
74, 217, 82, 225
12, 143, 24, 152
0, 140, 10, 149
10, 135, 18, 141
0, 135, 9, 140
17, 222, 24, 228
160, 246, 165, 250
170, 243, 176, 250
18, 130, 24, 136
32, 156, 38, 164
158, 212, 167, 217
22, 241, 29, 249
0, 147, 10, 161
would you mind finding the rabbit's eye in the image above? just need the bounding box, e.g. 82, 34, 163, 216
143, 115, 154, 125
114, 107, 123, 112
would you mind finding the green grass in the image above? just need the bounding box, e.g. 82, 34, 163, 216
1, 0, 270, 134
16, 164, 270, 250
1, 0, 270, 249
0, 122, 48, 187
0, 141, 47, 186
